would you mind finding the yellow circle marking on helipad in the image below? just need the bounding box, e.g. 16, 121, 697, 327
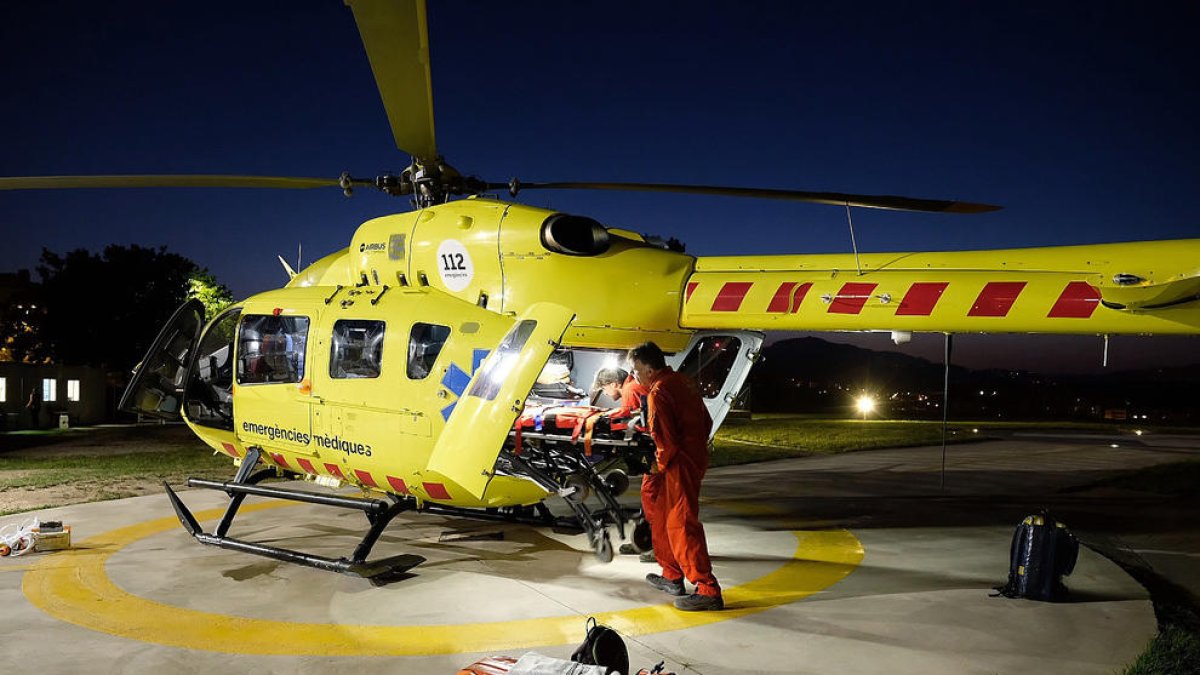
22, 503, 863, 656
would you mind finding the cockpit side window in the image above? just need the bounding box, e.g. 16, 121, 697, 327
187, 307, 241, 429
237, 314, 310, 385
407, 322, 450, 380
330, 319, 385, 379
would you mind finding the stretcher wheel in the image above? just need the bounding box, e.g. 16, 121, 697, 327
593, 530, 614, 563
631, 518, 652, 553
603, 469, 629, 497
563, 474, 590, 504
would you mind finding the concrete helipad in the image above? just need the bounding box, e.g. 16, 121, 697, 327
1, 435, 1179, 674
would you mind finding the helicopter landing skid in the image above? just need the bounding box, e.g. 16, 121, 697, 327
162, 448, 424, 580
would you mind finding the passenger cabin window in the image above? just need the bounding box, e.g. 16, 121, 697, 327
237, 314, 309, 385
188, 308, 241, 429
408, 322, 450, 380
678, 335, 742, 399
467, 320, 536, 401
331, 320, 385, 379
67, 379, 80, 402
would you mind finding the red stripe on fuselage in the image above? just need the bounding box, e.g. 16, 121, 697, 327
424, 482, 451, 500
685, 282, 698, 302
296, 458, 316, 474
324, 463, 344, 479
354, 469, 378, 488
386, 476, 410, 494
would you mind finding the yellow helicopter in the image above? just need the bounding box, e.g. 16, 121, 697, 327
3, 0, 1199, 579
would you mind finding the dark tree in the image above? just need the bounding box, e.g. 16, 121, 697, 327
33, 245, 232, 372
0, 270, 47, 363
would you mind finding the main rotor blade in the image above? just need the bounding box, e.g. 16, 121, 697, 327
0, 175, 339, 190
505, 181, 1001, 213
345, 0, 438, 162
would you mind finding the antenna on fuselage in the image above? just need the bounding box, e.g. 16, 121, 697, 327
278, 255, 297, 280
845, 203, 863, 275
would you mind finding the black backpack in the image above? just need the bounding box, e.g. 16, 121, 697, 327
993, 513, 1079, 601
571, 617, 629, 675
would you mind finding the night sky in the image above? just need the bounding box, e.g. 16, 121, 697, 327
2, 2, 1197, 373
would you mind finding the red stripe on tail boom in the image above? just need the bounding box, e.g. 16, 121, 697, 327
711, 282, 753, 312
766, 282, 796, 313
828, 283, 877, 314
896, 282, 949, 316
1047, 281, 1102, 318
968, 282, 1026, 317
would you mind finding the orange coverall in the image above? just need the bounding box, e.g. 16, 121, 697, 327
617, 375, 662, 552
645, 369, 718, 597
618, 374, 647, 414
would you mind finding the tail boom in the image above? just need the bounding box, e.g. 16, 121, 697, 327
682, 240, 1200, 335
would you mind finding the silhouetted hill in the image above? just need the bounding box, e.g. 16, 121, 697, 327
749, 337, 1197, 422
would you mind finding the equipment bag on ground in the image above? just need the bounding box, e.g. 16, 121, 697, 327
993, 512, 1079, 601
570, 617, 629, 675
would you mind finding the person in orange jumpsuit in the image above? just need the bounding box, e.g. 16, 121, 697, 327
628, 342, 722, 612
595, 368, 657, 560
593, 368, 647, 415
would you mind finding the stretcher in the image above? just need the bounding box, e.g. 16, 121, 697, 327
511, 405, 643, 456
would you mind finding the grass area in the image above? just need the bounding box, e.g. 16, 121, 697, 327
1127, 624, 1200, 675
1116, 562, 1200, 675
746, 412, 1196, 434
712, 416, 970, 467
1084, 460, 1200, 497
0, 426, 233, 516
0, 448, 230, 490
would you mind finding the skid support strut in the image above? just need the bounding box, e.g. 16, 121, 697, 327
163, 448, 423, 579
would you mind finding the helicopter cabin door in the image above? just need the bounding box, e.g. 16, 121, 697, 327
232, 297, 324, 458
119, 300, 207, 420
426, 302, 576, 500
304, 285, 517, 491
668, 330, 764, 437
